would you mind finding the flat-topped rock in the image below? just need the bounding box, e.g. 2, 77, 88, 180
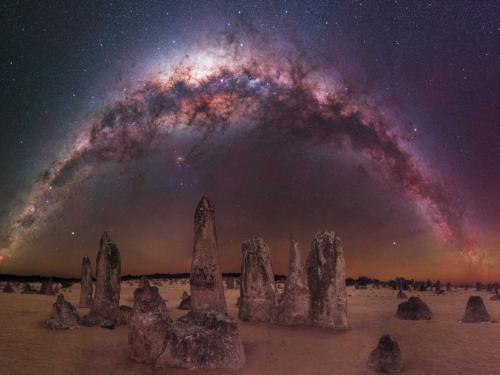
129, 280, 172, 364
157, 310, 245, 370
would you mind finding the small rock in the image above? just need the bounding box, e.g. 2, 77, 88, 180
396, 297, 432, 320
43, 294, 82, 330
396, 290, 407, 299
463, 296, 490, 323
367, 334, 402, 373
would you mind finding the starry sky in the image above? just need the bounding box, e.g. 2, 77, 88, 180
1, 0, 499, 282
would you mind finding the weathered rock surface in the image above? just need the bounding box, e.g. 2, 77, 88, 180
463, 296, 490, 323
119, 305, 133, 324
43, 294, 82, 330
278, 237, 309, 325
239, 237, 278, 322
40, 278, 55, 295
129, 280, 172, 364
397, 290, 408, 299
178, 292, 191, 310
225, 277, 236, 289
306, 231, 348, 329
396, 297, 432, 320
86, 232, 122, 325
367, 334, 402, 373
79, 256, 93, 307
190, 196, 226, 313
3, 282, 15, 293
157, 310, 245, 370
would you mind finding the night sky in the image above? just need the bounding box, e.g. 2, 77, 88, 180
1, 1, 499, 282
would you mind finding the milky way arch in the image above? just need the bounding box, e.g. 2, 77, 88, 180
2, 35, 474, 262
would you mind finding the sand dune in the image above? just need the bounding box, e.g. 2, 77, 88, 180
1, 284, 500, 374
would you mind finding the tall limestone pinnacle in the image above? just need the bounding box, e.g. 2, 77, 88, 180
278, 236, 310, 325
306, 231, 348, 329
87, 231, 122, 324
79, 256, 93, 308
239, 237, 278, 322
190, 196, 226, 313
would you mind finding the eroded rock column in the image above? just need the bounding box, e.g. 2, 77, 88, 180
277, 237, 309, 325
239, 237, 278, 322
306, 231, 348, 329
87, 231, 121, 325
190, 196, 226, 313
128, 279, 172, 364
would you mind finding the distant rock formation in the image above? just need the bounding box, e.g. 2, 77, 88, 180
79, 256, 93, 308
190, 196, 226, 313
397, 290, 408, 299
129, 279, 172, 364
463, 296, 490, 323
396, 297, 432, 320
22, 283, 36, 294
367, 334, 402, 373
40, 278, 55, 295
178, 292, 191, 310
239, 237, 278, 322
3, 282, 15, 293
278, 236, 309, 325
157, 310, 245, 370
490, 290, 500, 301
43, 294, 81, 330
306, 231, 348, 329
86, 232, 122, 326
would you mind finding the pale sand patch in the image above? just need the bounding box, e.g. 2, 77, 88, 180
1, 284, 500, 374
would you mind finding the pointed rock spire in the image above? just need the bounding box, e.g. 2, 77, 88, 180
190, 196, 226, 313
278, 236, 309, 325
87, 231, 122, 325
43, 294, 82, 330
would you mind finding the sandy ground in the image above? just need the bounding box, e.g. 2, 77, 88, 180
1, 283, 500, 375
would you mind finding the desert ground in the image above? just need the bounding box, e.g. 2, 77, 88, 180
1, 283, 500, 375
